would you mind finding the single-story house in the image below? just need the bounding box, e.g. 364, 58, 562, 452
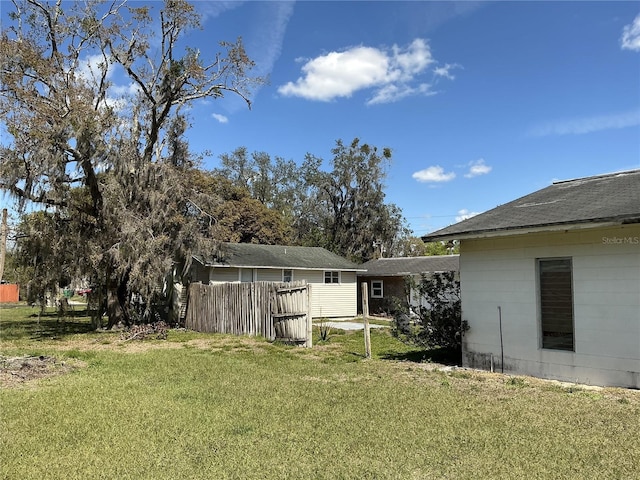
423, 169, 640, 389
357, 255, 459, 315
188, 242, 365, 319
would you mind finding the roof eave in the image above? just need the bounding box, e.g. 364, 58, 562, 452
194, 259, 365, 272
423, 218, 638, 242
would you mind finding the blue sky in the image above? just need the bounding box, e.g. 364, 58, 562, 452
180, 1, 640, 237
3, 1, 640, 237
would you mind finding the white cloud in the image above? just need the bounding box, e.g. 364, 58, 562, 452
528, 110, 640, 137
248, 2, 295, 79
464, 158, 492, 178
109, 82, 139, 98
76, 57, 140, 111
368, 82, 436, 105
412, 166, 456, 183
433, 63, 461, 80
621, 14, 640, 51
77, 54, 113, 83
279, 46, 390, 101
389, 39, 434, 80
198, 2, 294, 114
278, 38, 455, 104
196, 1, 245, 21
455, 209, 480, 222
212, 113, 229, 124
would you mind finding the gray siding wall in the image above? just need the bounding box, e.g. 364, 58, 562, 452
460, 224, 640, 389
210, 268, 240, 283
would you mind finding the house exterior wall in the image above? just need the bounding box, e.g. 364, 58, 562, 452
209, 267, 241, 283
189, 262, 212, 283
460, 224, 640, 388
256, 269, 285, 282
357, 276, 406, 315
312, 271, 358, 318
206, 267, 358, 319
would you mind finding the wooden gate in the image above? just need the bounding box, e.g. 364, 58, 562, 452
272, 282, 312, 347
184, 281, 312, 347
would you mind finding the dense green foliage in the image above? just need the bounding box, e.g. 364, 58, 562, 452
217, 138, 411, 262
414, 271, 466, 349
399, 237, 460, 256
396, 271, 467, 352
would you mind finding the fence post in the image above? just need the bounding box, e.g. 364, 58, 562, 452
361, 282, 371, 359
305, 283, 313, 348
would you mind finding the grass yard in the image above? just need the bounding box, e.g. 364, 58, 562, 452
1, 305, 638, 479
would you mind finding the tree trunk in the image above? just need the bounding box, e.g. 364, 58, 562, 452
88, 288, 105, 330
106, 287, 123, 329
106, 270, 130, 329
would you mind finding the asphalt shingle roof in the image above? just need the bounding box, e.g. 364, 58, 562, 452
359, 255, 459, 276
423, 170, 640, 241
195, 243, 364, 271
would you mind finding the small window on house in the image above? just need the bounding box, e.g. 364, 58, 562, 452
240, 268, 253, 283
283, 269, 293, 282
371, 280, 383, 298
324, 271, 340, 284
538, 258, 574, 351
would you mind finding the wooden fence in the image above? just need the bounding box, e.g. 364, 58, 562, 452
184, 280, 311, 346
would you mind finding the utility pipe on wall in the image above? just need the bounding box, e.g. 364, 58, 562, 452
498, 306, 504, 374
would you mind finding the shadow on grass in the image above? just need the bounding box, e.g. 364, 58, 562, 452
1, 309, 96, 341
380, 347, 462, 367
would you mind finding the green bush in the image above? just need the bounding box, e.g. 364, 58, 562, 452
395, 272, 468, 351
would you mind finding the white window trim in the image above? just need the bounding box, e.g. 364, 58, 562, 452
371, 280, 383, 298
324, 270, 340, 284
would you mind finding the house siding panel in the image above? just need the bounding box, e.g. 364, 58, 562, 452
256, 269, 283, 282
311, 271, 358, 318
460, 224, 640, 388
312, 283, 357, 318
210, 268, 240, 283
298, 270, 324, 284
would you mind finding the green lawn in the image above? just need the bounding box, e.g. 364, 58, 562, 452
1, 305, 638, 479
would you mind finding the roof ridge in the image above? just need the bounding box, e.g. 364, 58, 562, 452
552, 169, 640, 185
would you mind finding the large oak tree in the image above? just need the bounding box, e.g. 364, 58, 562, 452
0, 0, 263, 326
298, 138, 410, 263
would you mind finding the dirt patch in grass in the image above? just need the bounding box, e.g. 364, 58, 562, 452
0, 336, 275, 388
0, 355, 86, 389
2, 333, 276, 355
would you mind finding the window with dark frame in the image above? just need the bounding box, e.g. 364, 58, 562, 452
371, 280, 383, 298
539, 258, 574, 351
324, 271, 340, 284
283, 269, 293, 282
